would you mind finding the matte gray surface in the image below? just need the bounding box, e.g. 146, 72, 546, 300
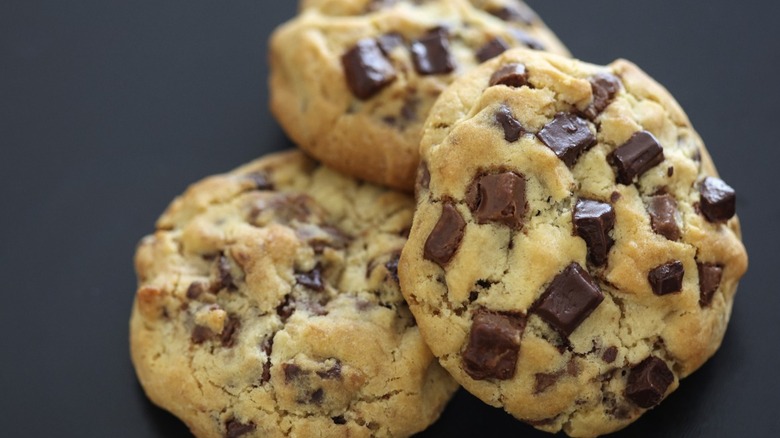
1, 1, 777, 436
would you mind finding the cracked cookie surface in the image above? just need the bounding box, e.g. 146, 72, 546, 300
400, 49, 747, 437
130, 150, 458, 438
269, 0, 568, 191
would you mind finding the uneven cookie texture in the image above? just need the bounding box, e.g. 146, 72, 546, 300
270, 0, 568, 191
130, 151, 458, 438
401, 49, 748, 437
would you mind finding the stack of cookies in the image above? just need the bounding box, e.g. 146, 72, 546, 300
129, 1, 748, 437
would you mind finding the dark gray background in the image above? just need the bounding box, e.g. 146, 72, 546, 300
1, 1, 778, 436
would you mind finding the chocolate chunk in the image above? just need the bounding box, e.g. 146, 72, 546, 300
573, 199, 616, 266
489, 63, 528, 88
488, 5, 536, 25
220, 315, 240, 348
583, 73, 621, 120
509, 29, 544, 51
246, 171, 273, 191
495, 105, 525, 142
411, 28, 455, 75
609, 131, 665, 184
537, 113, 596, 167
260, 336, 273, 384
317, 360, 342, 379
534, 372, 561, 394
533, 263, 604, 337
699, 177, 736, 222
191, 325, 212, 344
648, 261, 684, 295
296, 264, 324, 291
310, 388, 324, 405
186, 282, 205, 300
385, 253, 400, 282
603, 346, 618, 363
466, 172, 527, 229
625, 356, 674, 408
342, 38, 397, 100
462, 309, 526, 380
377, 32, 404, 55
332, 416, 347, 425
698, 263, 723, 307
283, 363, 305, 382
212, 254, 236, 292
225, 419, 256, 438
276, 294, 294, 321
423, 202, 466, 266
647, 194, 681, 241
476, 37, 509, 63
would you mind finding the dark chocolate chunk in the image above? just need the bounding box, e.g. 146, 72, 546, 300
260, 336, 273, 384
247, 171, 273, 191
699, 177, 736, 222
532, 263, 604, 337
488, 5, 536, 25
276, 294, 294, 321
476, 37, 510, 63
648, 261, 684, 295
220, 315, 240, 348
377, 32, 404, 55
625, 356, 674, 408
296, 264, 324, 291
423, 202, 466, 266
385, 253, 400, 283
573, 199, 616, 266
342, 38, 397, 100
462, 309, 526, 380
411, 28, 455, 75
489, 63, 528, 88
534, 372, 561, 394
191, 325, 212, 344
537, 113, 596, 167
225, 419, 256, 438
495, 105, 525, 142
332, 416, 347, 425
609, 131, 665, 184
602, 346, 618, 363
466, 172, 527, 229
310, 388, 324, 405
212, 254, 236, 292
509, 29, 544, 50
583, 73, 621, 120
698, 263, 723, 307
647, 194, 681, 241
186, 282, 205, 300
317, 360, 342, 379
283, 363, 304, 382
668, 166, 674, 177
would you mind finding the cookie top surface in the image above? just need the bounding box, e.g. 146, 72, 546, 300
269, 0, 568, 191
130, 150, 457, 438
400, 49, 748, 437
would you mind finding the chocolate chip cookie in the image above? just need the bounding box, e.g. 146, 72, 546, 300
130, 151, 458, 438
269, 0, 568, 191
400, 48, 748, 437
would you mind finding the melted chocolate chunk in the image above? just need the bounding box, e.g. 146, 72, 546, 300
583, 73, 621, 120
466, 172, 527, 229
332, 416, 347, 425
316, 360, 342, 379
489, 63, 528, 88
625, 356, 674, 408
510, 29, 544, 50
602, 346, 618, 363
276, 294, 294, 321
191, 325, 212, 344
310, 388, 325, 405
212, 254, 236, 292
495, 105, 525, 142
534, 372, 561, 394
488, 5, 536, 25
647, 194, 681, 241
225, 419, 256, 438
283, 363, 304, 382
462, 309, 526, 380
609, 131, 665, 184
411, 28, 455, 75
698, 263, 723, 307
423, 202, 466, 266
476, 37, 510, 63
377, 32, 404, 55
573, 199, 616, 266
699, 177, 736, 222
296, 264, 324, 291
246, 171, 273, 191
385, 253, 400, 283
532, 263, 604, 337
342, 38, 397, 100
186, 282, 205, 300
648, 261, 684, 295
537, 113, 596, 167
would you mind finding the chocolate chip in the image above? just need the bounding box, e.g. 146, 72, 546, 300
260, 336, 273, 384
317, 360, 342, 379
377, 32, 404, 55
411, 28, 455, 75
296, 264, 324, 291
698, 263, 723, 307
583, 73, 621, 120
603, 346, 618, 363
424, 202, 466, 266
537, 113, 596, 167
466, 172, 527, 229
225, 419, 256, 438
625, 356, 674, 408
609, 131, 665, 184
699, 177, 736, 222
476, 37, 509, 63
191, 325, 212, 344
667, 166, 674, 177
246, 171, 274, 191
488, 5, 536, 25
509, 29, 544, 51
495, 105, 525, 142
385, 253, 400, 283
310, 388, 325, 405
276, 294, 294, 321
533, 263, 604, 337
342, 38, 397, 100
332, 415, 347, 425
573, 199, 616, 267
647, 194, 681, 241
186, 282, 205, 300
648, 261, 684, 295
220, 315, 240, 348
212, 254, 236, 292
534, 372, 561, 394
283, 363, 304, 383
610, 191, 621, 203
489, 63, 528, 88
462, 309, 526, 380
